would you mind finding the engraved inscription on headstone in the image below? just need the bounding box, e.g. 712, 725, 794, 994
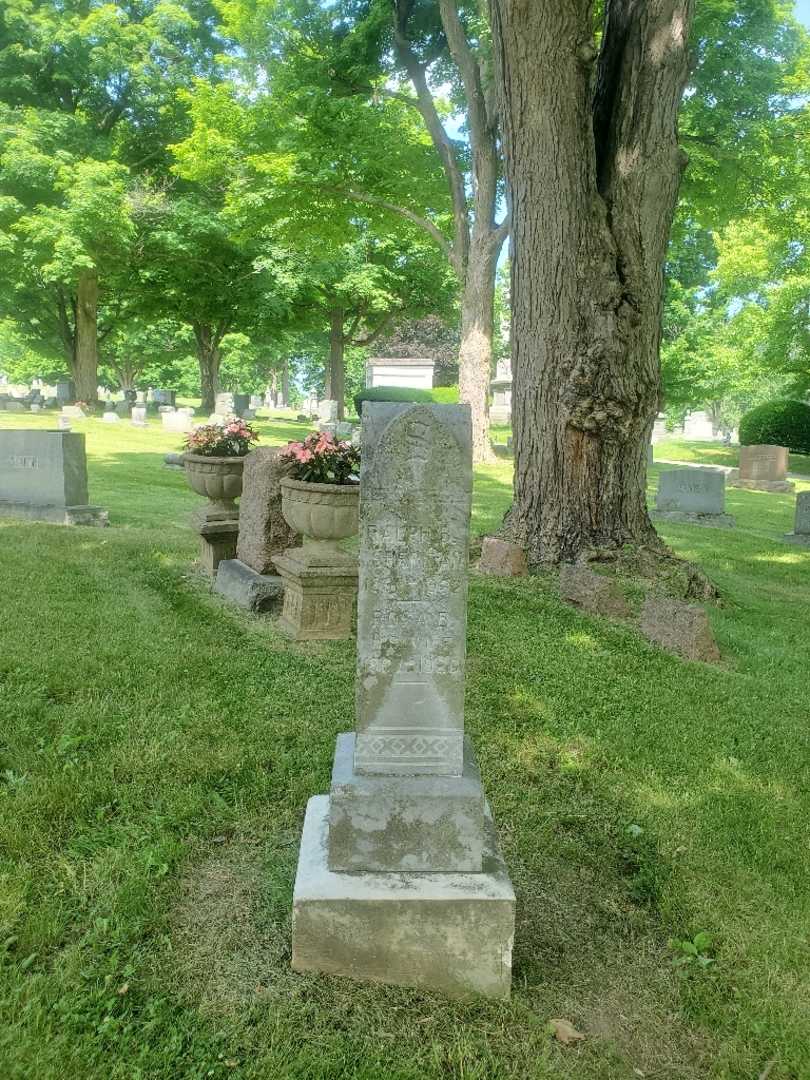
355, 404, 472, 776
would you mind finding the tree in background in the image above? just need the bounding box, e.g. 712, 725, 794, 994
171, 69, 457, 418
663, 2, 809, 415
0, 0, 220, 398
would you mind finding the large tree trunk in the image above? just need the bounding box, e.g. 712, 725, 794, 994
193, 322, 221, 413
281, 356, 290, 408
327, 307, 346, 420
491, 0, 693, 563
72, 269, 99, 403
458, 227, 498, 464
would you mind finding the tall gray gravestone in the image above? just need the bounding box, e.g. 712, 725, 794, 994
291, 402, 515, 999
785, 490, 810, 546
0, 430, 107, 525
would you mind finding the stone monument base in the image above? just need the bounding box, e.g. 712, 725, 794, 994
274, 548, 358, 640
328, 733, 485, 872
652, 510, 736, 528
213, 558, 284, 613
728, 476, 794, 494
0, 501, 108, 526
292, 795, 515, 999
784, 532, 810, 547
196, 516, 239, 576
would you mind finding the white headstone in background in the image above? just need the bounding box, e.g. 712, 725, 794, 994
365, 357, 435, 391
683, 410, 715, 441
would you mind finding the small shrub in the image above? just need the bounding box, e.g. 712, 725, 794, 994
738, 399, 810, 454
353, 384, 459, 416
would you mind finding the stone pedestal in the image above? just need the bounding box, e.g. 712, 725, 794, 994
290, 403, 514, 999
196, 515, 239, 576
292, 796, 515, 1000
213, 558, 284, 612
328, 733, 485, 872
274, 547, 358, 640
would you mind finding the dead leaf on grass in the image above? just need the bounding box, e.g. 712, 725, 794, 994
550, 1018, 586, 1045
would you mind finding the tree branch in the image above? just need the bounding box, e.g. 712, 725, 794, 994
343, 188, 456, 267
437, 0, 491, 156
392, 0, 470, 273
351, 310, 397, 347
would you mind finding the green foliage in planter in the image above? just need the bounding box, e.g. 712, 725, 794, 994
353, 384, 459, 416
738, 399, 810, 454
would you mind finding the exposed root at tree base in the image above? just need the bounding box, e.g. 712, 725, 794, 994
496, 512, 719, 602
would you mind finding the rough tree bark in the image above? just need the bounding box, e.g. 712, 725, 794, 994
490, 0, 694, 563
72, 268, 99, 402
193, 322, 223, 413
280, 357, 290, 407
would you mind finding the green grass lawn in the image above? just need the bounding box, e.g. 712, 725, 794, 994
655, 438, 810, 478
1, 411, 809, 1079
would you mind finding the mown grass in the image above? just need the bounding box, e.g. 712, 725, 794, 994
654, 438, 810, 478
1, 409, 809, 1079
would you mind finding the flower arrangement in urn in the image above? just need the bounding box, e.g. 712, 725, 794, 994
183, 416, 258, 458
182, 416, 259, 519
280, 431, 359, 484
278, 431, 360, 556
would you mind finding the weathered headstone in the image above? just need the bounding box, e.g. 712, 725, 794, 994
785, 491, 810, 546
233, 392, 250, 417
214, 447, 299, 613
0, 430, 108, 525
317, 398, 338, 423
153, 388, 177, 407
730, 444, 794, 493
235, 447, 298, 574
61, 405, 86, 419
214, 392, 234, 416
291, 403, 515, 999
102, 411, 119, 424
162, 410, 193, 433
55, 380, 75, 404
57, 416, 71, 431
114, 400, 130, 417
131, 406, 147, 426
653, 467, 734, 527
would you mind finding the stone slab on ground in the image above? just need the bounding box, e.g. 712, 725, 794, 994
292, 795, 515, 999
559, 563, 632, 619
0, 501, 108, 526
213, 558, 284, 613
478, 537, 528, 576
328, 732, 485, 873
639, 596, 720, 663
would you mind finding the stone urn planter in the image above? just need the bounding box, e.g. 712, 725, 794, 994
183, 453, 245, 519
279, 478, 359, 562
